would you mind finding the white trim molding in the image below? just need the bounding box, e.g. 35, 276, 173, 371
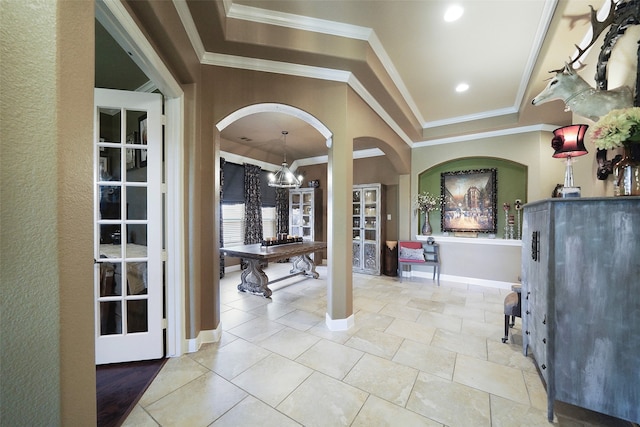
185, 327, 222, 353
325, 313, 355, 331
415, 124, 558, 148
407, 271, 517, 291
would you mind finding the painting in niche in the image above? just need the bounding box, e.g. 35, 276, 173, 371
440, 168, 497, 233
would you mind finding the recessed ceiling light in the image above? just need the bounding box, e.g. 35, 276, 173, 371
444, 4, 464, 22
455, 83, 469, 93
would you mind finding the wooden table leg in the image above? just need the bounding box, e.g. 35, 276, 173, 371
237, 259, 272, 298
290, 254, 320, 279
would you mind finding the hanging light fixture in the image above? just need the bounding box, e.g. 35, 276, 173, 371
268, 131, 303, 188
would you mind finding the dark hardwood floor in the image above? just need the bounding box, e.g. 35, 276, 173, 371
96, 358, 166, 427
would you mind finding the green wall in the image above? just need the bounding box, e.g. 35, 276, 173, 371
418, 157, 527, 236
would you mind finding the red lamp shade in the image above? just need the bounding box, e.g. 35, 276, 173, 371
551, 124, 589, 158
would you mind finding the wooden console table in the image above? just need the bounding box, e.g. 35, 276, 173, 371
220, 241, 327, 298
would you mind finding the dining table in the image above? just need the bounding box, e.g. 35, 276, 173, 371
220, 241, 327, 298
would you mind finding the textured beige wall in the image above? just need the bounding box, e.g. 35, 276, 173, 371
57, 1, 96, 424
0, 1, 95, 424
1, 1, 61, 423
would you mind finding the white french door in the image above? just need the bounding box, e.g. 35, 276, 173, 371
94, 88, 163, 364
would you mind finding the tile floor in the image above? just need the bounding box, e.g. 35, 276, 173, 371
123, 264, 633, 427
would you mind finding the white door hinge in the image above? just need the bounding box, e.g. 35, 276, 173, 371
161, 318, 168, 329
161, 183, 167, 193
161, 114, 167, 126
161, 250, 168, 262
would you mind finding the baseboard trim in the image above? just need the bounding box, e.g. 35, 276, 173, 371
325, 313, 355, 331
408, 270, 517, 290
185, 326, 221, 353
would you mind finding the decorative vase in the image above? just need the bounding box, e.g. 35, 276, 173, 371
421, 212, 432, 235
613, 145, 640, 196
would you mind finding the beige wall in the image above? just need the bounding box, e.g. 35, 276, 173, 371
1, 1, 96, 425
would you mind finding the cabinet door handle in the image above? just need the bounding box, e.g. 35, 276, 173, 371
541, 364, 546, 370
526, 330, 530, 335
531, 231, 540, 262
526, 310, 530, 315
543, 338, 547, 344
542, 315, 546, 325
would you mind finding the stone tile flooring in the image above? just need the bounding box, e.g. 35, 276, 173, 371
123, 264, 633, 426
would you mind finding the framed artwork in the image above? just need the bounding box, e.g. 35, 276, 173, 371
138, 114, 148, 168
440, 168, 497, 233
138, 114, 147, 145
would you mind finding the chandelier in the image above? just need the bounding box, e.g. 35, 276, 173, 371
268, 131, 302, 188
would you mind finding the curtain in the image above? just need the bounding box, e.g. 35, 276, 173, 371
219, 157, 225, 278
243, 163, 263, 244
275, 187, 290, 263
275, 187, 289, 235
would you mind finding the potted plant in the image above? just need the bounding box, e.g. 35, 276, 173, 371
415, 191, 442, 235
590, 107, 640, 196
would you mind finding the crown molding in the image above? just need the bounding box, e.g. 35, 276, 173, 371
423, 106, 519, 129
414, 124, 558, 147
173, 0, 206, 61
221, 147, 386, 171
173, 0, 557, 146
225, 2, 372, 40
202, 52, 351, 83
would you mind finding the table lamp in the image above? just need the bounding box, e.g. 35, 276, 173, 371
551, 124, 588, 198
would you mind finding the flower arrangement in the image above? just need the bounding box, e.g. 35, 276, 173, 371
415, 191, 442, 213
589, 107, 640, 150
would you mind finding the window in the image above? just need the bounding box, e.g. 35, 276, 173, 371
262, 206, 276, 239
222, 204, 244, 247
222, 204, 276, 246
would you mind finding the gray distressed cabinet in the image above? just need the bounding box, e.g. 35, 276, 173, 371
521, 197, 640, 424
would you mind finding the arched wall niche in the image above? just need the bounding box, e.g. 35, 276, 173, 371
417, 157, 528, 236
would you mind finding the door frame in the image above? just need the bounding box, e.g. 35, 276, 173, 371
96, 0, 185, 357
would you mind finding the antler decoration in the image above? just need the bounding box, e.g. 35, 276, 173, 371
550, 0, 617, 73
596, 0, 640, 91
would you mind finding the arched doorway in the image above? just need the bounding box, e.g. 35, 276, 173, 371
215, 103, 357, 329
